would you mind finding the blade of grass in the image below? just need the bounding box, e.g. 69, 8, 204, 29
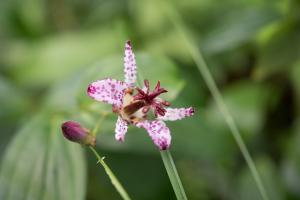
89, 146, 131, 200
162, 3, 269, 200
160, 150, 187, 200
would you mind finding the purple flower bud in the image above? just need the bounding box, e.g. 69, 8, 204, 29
61, 121, 96, 146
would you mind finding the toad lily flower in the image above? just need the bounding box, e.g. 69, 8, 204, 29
87, 41, 194, 150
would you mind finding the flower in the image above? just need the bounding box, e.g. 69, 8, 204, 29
87, 41, 194, 150
61, 121, 96, 146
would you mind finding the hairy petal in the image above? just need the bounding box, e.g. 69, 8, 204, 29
87, 78, 128, 107
136, 120, 171, 150
115, 117, 128, 142
157, 107, 195, 121
124, 41, 137, 86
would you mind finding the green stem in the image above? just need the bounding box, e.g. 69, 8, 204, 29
160, 150, 187, 200
89, 146, 131, 200
162, 3, 269, 200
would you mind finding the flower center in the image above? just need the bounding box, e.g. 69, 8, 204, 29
117, 80, 171, 124
133, 80, 170, 117
133, 80, 170, 116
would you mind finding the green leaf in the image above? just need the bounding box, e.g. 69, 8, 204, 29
4, 24, 127, 88
0, 76, 30, 161
255, 23, 300, 78
206, 80, 271, 138
201, 7, 280, 54
282, 121, 300, 198
290, 61, 300, 115
0, 75, 29, 120
0, 113, 86, 200
237, 157, 285, 200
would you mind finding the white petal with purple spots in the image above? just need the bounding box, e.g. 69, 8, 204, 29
87, 78, 128, 107
136, 120, 171, 150
157, 107, 195, 121
124, 41, 137, 86
115, 116, 128, 142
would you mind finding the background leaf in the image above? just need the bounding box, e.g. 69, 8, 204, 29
0, 114, 86, 200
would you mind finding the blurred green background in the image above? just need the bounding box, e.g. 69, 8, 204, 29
0, 0, 300, 199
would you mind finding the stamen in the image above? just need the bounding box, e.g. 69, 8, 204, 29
144, 79, 150, 93
136, 87, 146, 96
148, 89, 168, 100
154, 81, 160, 90
133, 80, 169, 117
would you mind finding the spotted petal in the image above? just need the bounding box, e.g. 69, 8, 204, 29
115, 116, 128, 142
136, 120, 171, 150
87, 78, 128, 107
124, 41, 137, 86
157, 107, 195, 121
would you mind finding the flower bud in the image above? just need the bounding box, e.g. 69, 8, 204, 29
61, 121, 96, 146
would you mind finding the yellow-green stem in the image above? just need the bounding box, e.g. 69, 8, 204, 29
89, 146, 131, 200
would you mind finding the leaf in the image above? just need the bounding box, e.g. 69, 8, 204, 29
237, 157, 285, 200
0, 113, 86, 200
282, 121, 300, 198
0, 75, 29, 120
3, 24, 127, 88
201, 7, 280, 54
290, 61, 300, 114
255, 24, 300, 78
0, 76, 30, 162
206, 80, 271, 138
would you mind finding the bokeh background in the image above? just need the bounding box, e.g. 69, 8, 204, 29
0, 0, 300, 199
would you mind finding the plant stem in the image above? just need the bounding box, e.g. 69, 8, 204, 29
162, 4, 269, 200
89, 146, 131, 200
160, 150, 187, 200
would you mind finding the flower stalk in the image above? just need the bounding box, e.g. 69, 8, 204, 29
89, 146, 131, 200
160, 150, 187, 200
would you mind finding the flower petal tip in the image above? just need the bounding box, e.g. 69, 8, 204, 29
87, 84, 96, 97
115, 117, 128, 143
115, 136, 125, 143
159, 142, 170, 151
189, 107, 195, 115
136, 120, 171, 150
